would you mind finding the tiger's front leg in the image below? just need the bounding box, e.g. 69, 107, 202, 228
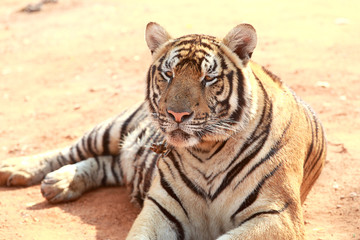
126, 200, 180, 240
41, 155, 122, 203
126, 175, 188, 240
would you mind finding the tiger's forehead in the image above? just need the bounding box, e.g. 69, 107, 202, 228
172, 34, 220, 47
160, 34, 222, 71
169, 34, 221, 56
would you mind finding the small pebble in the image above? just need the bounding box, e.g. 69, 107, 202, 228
25, 202, 36, 207
316, 81, 330, 88
349, 192, 358, 198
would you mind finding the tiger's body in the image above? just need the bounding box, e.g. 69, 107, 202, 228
0, 23, 326, 239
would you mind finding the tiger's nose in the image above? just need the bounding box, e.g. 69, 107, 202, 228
167, 109, 193, 123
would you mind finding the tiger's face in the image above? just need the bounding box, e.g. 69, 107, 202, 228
145, 23, 257, 148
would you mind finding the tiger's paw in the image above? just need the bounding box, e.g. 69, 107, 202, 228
41, 164, 85, 203
0, 157, 44, 186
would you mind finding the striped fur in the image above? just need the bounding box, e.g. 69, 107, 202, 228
0, 23, 326, 239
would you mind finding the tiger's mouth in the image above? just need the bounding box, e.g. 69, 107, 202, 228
170, 129, 190, 140
167, 129, 191, 145
156, 114, 239, 148
162, 126, 201, 148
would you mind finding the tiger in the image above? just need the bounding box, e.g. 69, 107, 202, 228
0, 22, 326, 240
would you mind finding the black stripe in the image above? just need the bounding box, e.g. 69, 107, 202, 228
86, 130, 97, 156
55, 155, 62, 167
305, 131, 325, 180
238, 202, 290, 227
210, 58, 218, 73
306, 160, 323, 186
168, 151, 207, 199
146, 67, 155, 113
156, 56, 166, 72
159, 168, 189, 218
111, 156, 121, 185
196, 168, 213, 181
148, 196, 185, 240
217, 53, 227, 70
261, 66, 282, 84
216, 70, 234, 111
230, 163, 282, 221
134, 160, 147, 205
199, 42, 215, 51
116, 155, 124, 182
69, 147, 77, 163
163, 160, 175, 179
229, 69, 245, 122
174, 39, 196, 47
93, 126, 100, 154
133, 191, 143, 207
81, 136, 89, 155
303, 107, 316, 171
76, 145, 86, 160
143, 153, 159, 194
216, 70, 234, 112
49, 160, 54, 171
119, 104, 143, 142
305, 111, 325, 175
58, 152, 67, 165
192, 141, 216, 154
94, 156, 100, 169
134, 124, 154, 160
186, 149, 203, 163
313, 112, 320, 141
151, 65, 156, 79
102, 123, 112, 155
101, 161, 107, 186
207, 140, 227, 160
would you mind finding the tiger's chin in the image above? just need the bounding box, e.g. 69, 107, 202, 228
165, 129, 200, 148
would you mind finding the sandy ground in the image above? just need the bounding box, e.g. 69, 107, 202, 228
0, 0, 359, 239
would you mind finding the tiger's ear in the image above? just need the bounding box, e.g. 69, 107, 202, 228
223, 24, 257, 64
145, 22, 172, 54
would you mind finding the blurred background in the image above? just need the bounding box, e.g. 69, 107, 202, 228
0, 0, 359, 239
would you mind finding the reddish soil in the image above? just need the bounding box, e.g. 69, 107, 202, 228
0, 0, 359, 239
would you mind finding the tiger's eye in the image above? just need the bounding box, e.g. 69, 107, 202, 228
165, 71, 173, 78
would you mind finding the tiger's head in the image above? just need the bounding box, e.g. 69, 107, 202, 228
145, 22, 257, 148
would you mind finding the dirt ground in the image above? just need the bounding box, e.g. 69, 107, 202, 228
0, 0, 359, 239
